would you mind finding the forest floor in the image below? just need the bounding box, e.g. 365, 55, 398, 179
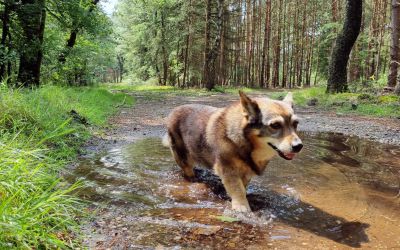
70, 89, 400, 249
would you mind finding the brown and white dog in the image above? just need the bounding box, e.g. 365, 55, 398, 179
163, 91, 302, 212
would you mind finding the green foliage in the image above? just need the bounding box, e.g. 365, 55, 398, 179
0, 140, 82, 249
0, 85, 133, 248
315, 21, 341, 78
43, 1, 116, 86
0, 0, 118, 86
270, 87, 400, 118
114, 0, 197, 84
0, 85, 132, 157
377, 95, 400, 103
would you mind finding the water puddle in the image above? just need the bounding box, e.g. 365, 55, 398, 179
66, 132, 400, 249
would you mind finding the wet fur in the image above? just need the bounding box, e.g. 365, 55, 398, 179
165, 92, 300, 212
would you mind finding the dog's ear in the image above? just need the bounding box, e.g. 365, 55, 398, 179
283, 92, 293, 106
239, 90, 260, 124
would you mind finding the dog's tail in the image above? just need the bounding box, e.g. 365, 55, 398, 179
162, 133, 170, 147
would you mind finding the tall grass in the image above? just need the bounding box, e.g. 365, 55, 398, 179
0, 85, 133, 248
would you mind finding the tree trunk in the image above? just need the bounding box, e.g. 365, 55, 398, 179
395, 82, 400, 94
182, 0, 192, 87
388, 0, 400, 88
219, 1, 227, 85
0, 1, 11, 81
161, 10, 168, 86
203, 0, 224, 90
245, 0, 251, 86
272, 0, 283, 88
281, 1, 287, 88
183, 33, 190, 87
117, 54, 125, 83
17, 0, 46, 87
260, 0, 271, 88
202, 0, 211, 88
376, 0, 388, 77
327, 0, 362, 93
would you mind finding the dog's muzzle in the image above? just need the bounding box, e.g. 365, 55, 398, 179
268, 143, 297, 160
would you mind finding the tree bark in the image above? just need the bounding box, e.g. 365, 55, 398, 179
17, 0, 46, 87
202, 0, 211, 88
160, 10, 168, 86
260, 0, 271, 88
182, 0, 192, 87
388, 0, 400, 88
272, 0, 283, 88
219, 1, 228, 86
395, 82, 400, 94
0, 1, 12, 81
203, 0, 224, 90
281, 1, 287, 88
327, 0, 362, 93
117, 54, 125, 83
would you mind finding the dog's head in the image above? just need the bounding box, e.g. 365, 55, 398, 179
239, 91, 303, 160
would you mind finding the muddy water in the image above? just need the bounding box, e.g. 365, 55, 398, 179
68, 132, 400, 249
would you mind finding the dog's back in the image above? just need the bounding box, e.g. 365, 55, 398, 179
166, 104, 220, 175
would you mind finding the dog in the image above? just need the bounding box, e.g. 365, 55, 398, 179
163, 91, 302, 212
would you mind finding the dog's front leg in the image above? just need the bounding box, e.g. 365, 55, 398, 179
215, 161, 251, 212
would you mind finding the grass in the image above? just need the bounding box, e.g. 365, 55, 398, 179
0, 85, 133, 248
268, 86, 400, 118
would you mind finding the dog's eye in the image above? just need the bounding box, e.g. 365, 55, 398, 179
293, 121, 299, 129
269, 122, 282, 130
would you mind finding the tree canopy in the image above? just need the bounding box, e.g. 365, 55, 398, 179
0, 0, 399, 94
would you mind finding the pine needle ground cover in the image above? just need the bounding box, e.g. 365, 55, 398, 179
0, 85, 133, 248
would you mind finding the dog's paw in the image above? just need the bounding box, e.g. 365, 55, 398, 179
231, 200, 251, 212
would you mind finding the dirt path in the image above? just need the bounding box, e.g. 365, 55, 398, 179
88, 91, 400, 153
74, 91, 400, 249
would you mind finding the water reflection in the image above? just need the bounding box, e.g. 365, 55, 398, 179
194, 167, 369, 247
67, 132, 400, 248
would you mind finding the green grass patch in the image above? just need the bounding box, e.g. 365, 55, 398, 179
0, 85, 133, 248
269, 87, 400, 118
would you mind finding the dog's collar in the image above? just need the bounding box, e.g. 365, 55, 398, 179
268, 143, 293, 161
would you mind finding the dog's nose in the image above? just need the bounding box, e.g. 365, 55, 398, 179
292, 143, 303, 153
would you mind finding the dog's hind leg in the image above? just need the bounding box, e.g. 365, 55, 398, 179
167, 131, 195, 180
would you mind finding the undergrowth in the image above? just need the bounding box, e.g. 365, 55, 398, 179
0, 85, 133, 248
269, 86, 400, 118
